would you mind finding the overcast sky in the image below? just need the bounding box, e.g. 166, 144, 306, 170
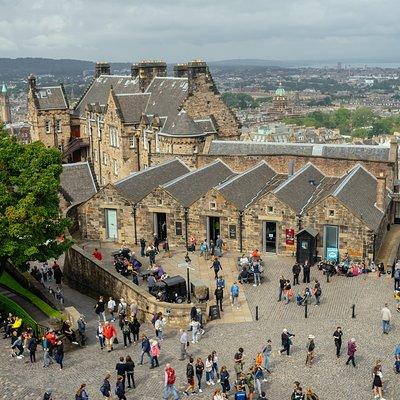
0, 0, 399, 62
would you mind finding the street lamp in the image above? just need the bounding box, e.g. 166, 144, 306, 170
178, 259, 195, 303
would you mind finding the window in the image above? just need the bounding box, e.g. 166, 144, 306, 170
113, 159, 118, 175
155, 133, 160, 153
328, 209, 335, 217
175, 221, 182, 236
267, 206, 274, 213
94, 151, 98, 162
129, 136, 135, 148
102, 152, 109, 165
157, 198, 163, 206
109, 127, 119, 148
45, 121, 50, 133
210, 201, 217, 210
143, 131, 148, 150
56, 119, 61, 132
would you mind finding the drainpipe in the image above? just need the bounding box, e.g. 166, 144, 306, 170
297, 214, 302, 231
184, 208, 189, 250
239, 211, 243, 252
133, 204, 138, 245
372, 233, 377, 262
136, 135, 140, 171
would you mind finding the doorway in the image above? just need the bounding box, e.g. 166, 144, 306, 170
105, 209, 118, 240
263, 221, 277, 253
324, 225, 339, 261
207, 216, 220, 243
154, 212, 167, 241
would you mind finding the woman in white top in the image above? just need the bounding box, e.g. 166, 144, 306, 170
107, 297, 116, 321
205, 354, 214, 385
239, 254, 249, 267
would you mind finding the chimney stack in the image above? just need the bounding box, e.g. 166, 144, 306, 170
187, 60, 209, 94
173, 63, 188, 78
28, 74, 36, 90
133, 60, 167, 92
389, 139, 398, 163
376, 172, 386, 212
95, 62, 111, 78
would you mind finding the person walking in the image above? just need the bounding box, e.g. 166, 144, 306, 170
205, 354, 215, 385
303, 261, 311, 283
215, 285, 224, 312
163, 364, 180, 400
75, 383, 89, 400
305, 335, 315, 366
183, 356, 196, 395
381, 303, 391, 334
100, 373, 112, 399
305, 387, 320, 400
333, 327, 343, 357
200, 240, 209, 260
140, 238, 146, 257
122, 318, 132, 348
155, 314, 166, 341
42, 335, 52, 367
230, 281, 240, 309
313, 280, 321, 306
278, 275, 286, 301
179, 329, 188, 360
210, 257, 222, 279
190, 318, 201, 343
292, 263, 301, 286
27, 335, 37, 363
129, 316, 140, 344
345, 338, 357, 367
150, 339, 160, 368
107, 297, 116, 322
212, 350, 219, 382
216, 235, 224, 256
116, 356, 126, 388
115, 376, 127, 400
43, 389, 53, 400
125, 355, 136, 389
394, 265, 400, 290
279, 328, 295, 356
372, 365, 385, 400
262, 340, 272, 374
96, 322, 105, 350
220, 365, 231, 394
195, 357, 205, 393
54, 340, 64, 370
77, 315, 86, 346
94, 296, 106, 322
102, 321, 117, 352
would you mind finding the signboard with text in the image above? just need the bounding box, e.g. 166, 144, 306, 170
286, 228, 295, 245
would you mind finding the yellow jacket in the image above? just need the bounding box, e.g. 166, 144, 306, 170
11, 317, 22, 329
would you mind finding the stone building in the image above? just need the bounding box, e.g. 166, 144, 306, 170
27, 75, 72, 153
28, 60, 241, 185
0, 83, 11, 124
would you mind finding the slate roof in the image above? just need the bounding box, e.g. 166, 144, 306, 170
115, 93, 150, 124
274, 163, 325, 214
331, 165, 390, 230
160, 110, 206, 137
34, 86, 68, 110
217, 161, 277, 210
208, 140, 391, 162
60, 162, 97, 205
74, 75, 140, 117
194, 118, 216, 134
115, 158, 190, 204
163, 160, 235, 207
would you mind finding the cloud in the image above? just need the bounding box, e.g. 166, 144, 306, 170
0, 0, 399, 61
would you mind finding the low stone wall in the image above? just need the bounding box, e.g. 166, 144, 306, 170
63, 245, 195, 328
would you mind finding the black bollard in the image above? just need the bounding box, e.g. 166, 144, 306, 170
352, 304, 355, 318
326, 271, 330, 283
256, 306, 259, 321
305, 302, 308, 318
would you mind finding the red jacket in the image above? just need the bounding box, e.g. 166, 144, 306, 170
102, 324, 117, 339
347, 341, 357, 356
93, 250, 103, 261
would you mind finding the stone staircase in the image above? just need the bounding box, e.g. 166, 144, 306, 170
376, 224, 400, 267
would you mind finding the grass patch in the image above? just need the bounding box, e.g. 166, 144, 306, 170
0, 292, 38, 328
0, 272, 61, 318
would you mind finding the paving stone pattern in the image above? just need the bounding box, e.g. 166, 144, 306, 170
0, 250, 399, 400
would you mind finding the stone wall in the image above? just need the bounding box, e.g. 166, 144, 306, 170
302, 195, 374, 259
243, 192, 298, 255
77, 184, 135, 244
182, 74, 241, 140
63, 245, 194, 328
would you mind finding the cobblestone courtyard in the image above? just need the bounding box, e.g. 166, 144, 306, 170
0, 248, 399, 400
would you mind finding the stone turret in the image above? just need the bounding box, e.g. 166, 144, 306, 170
0, 83, 11, 124
95, 62, 111, 78
132, 60, 167, 92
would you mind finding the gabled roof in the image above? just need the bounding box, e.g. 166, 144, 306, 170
217, 161, 277, 210
115, 158, 190, 204
160, 110, 206, 137
34, 85, 68, 110
74, 75, 140, 117
115, 93, 150, 124
60, 162, 97, 205
163, 159, 235, 207
331, 165, 390, 230
274, 163, 325, 214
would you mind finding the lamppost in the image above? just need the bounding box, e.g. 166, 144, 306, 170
178, 259, 195, 304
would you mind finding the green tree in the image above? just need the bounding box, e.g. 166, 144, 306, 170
371, 119, 392, 136
351, 107, 375, 128
0, 127, 71, 273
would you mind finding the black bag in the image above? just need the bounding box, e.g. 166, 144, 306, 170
113, 337, 119, 344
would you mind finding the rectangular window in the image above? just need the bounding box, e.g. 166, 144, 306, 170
102, 152, 108, 165
328, 209, 335, 217
209, 201, 217, 210
56, 119, 61, 132
229, 225, 237, 239
155, 133, 160, 153
267, 206, 274, 213
45, 121, 50, 133
113, 159, 118, 176
129, 136, 135, 148
175, 221, 182, 236
325, 225, 339, 261
94, 151, 98, 162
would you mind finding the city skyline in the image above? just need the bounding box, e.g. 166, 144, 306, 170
0, 0, 399, 62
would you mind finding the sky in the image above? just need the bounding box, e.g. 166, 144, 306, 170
0, 0, 399, 62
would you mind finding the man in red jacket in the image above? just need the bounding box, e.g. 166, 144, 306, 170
92, 248, 103, 261
102, 321, 117, 352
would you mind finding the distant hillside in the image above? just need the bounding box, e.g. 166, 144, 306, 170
0, 58, 131, 80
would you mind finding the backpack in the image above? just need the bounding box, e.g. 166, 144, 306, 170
186, 363, 194, 378
166, 367, 176, 384
395, 269, 400, 280
122, 323, 130, 334
100, 382, 108, 396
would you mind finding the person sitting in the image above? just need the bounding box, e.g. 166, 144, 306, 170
11, 316, 22, 335
239, 254, 249, 267
296, 293, 304, 306
61, 321, 78, 345
238, 267, 250, 284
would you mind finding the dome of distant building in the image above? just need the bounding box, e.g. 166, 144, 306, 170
275, 84, 285, 97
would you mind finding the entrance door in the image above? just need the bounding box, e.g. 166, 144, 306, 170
105, 209, 117, 240
208, 216, 220, 243
324, 225, 339, 261
264, 221, 277, 253
154, 213, 167, 241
